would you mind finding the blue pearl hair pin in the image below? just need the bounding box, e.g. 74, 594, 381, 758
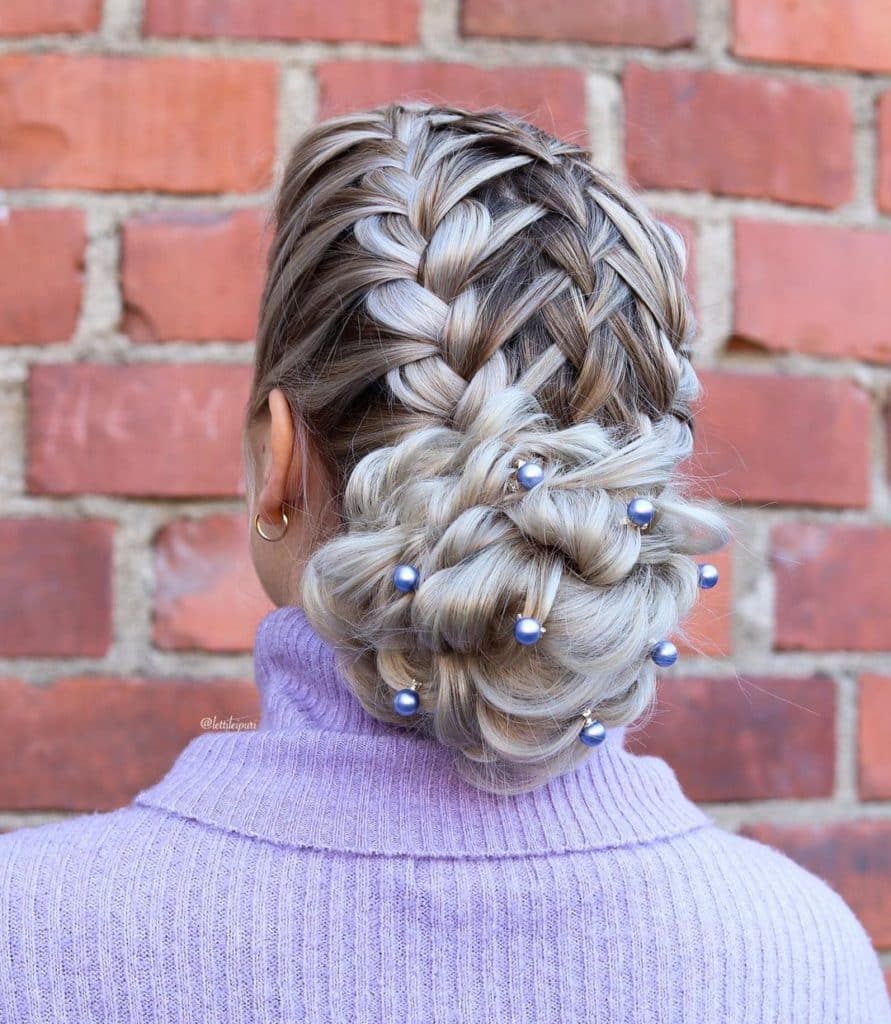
514, 614, 546, 645
697, 562, 719, 589
514, 457, 545, 491
393, 679, 421, 717
626, 497, 656, 529
650, 639, 678, 667
579, 708, 607, 747
393, 564, 420, 593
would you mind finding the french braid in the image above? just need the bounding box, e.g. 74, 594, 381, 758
248, 103, 730, 795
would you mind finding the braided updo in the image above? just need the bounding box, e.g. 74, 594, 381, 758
247, 103, 730, 795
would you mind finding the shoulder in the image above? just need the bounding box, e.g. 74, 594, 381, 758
0, 805, 274, 1021
0, 807, 130, 872
687, 825, 875, 946
0, 801, 302, 943
0, 807, 172, 920
0, 809, 192, 1002
674, 824, 890, 1020
706, 825, 869, 927
0, 811, 138, 1017
0, 802, 255, 905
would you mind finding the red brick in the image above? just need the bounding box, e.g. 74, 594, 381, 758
0, 55, 277, 193
742, 821, 891, 949
0, 676, 259, 811
686, 371, 870, 508
734, 0, 891, 74
676, 544, 732, 657
122, 210, 268, 343
0, 0, 100, 34
27, 364, 250, 497
0, 208, 84, 345
154, 514, 273, 652
630, 675, 835, 802
317, 62, 587, 142
878, 93, 891, 213
146, 0, 418, 44
461, 0, 694, 48
735, 220, 891, 365
0, 519, 112, 657
859, 675, 891, 800
772, 524, 891, 652
624, 65, 852, 208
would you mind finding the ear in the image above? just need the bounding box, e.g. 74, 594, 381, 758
257, 387, 298, 525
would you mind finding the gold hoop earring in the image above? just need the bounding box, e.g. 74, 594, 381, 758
255, 510, 289, 542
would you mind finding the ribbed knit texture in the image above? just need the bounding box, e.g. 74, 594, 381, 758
0, 605, 887, 1023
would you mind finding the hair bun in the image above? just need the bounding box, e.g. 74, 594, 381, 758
302, 385, 728, 794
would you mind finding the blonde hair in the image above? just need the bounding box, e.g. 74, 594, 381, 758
247, 103, 730, 795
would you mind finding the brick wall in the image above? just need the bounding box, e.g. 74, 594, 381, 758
0, 0, 889, 985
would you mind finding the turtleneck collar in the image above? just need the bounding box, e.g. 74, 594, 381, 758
254, 605, 631, 747
253, 603, 416, 737
135, 605, 711, 857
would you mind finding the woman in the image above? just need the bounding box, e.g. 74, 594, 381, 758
0, 103, 887, 1023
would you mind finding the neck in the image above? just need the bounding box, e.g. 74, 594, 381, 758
135, 605, 709, 857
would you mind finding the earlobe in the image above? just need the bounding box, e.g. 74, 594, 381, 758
257, 388, 298, 521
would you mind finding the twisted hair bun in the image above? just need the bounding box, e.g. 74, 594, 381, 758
249, 103, 730, 794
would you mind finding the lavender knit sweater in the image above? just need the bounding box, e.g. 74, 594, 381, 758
0, 605, 888, 1023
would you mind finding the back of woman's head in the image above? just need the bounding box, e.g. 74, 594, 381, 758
248, 102, 730, 795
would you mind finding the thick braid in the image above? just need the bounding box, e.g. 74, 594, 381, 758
251, 103, 729, 794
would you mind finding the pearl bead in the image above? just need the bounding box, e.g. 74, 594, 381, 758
516, 461, 544, 490
626, 497, 656, 528
393, 687, 420, 716
392, 564, 420, 592
697, 563, 719, 589
579, 718, 607, 747
514, 616, 544, 645
650, 640, 678, 667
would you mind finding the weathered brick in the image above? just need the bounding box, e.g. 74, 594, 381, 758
0, 0, 100, 34
687, 371, 870, 508
734, 0, 891, 74
878, 92, 891, 213
676, 544, 732, 657
0, 208, 84, 345
624, 65, 853, 208
0, 55, 277, 192
154, 514, 273, 652
145, 0, 418, 44
735, 220, 891, 364
0, 519, 112, 657
28, 364, 250, 497
461, 0, 694, 48
859, 675, 891, 800
122, 210, 268, 343
317, 61, 587, 141
742, 821, 891, 949
772, 524, 891, 652
0, 676, 259, 811
631, 675, 835, 802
